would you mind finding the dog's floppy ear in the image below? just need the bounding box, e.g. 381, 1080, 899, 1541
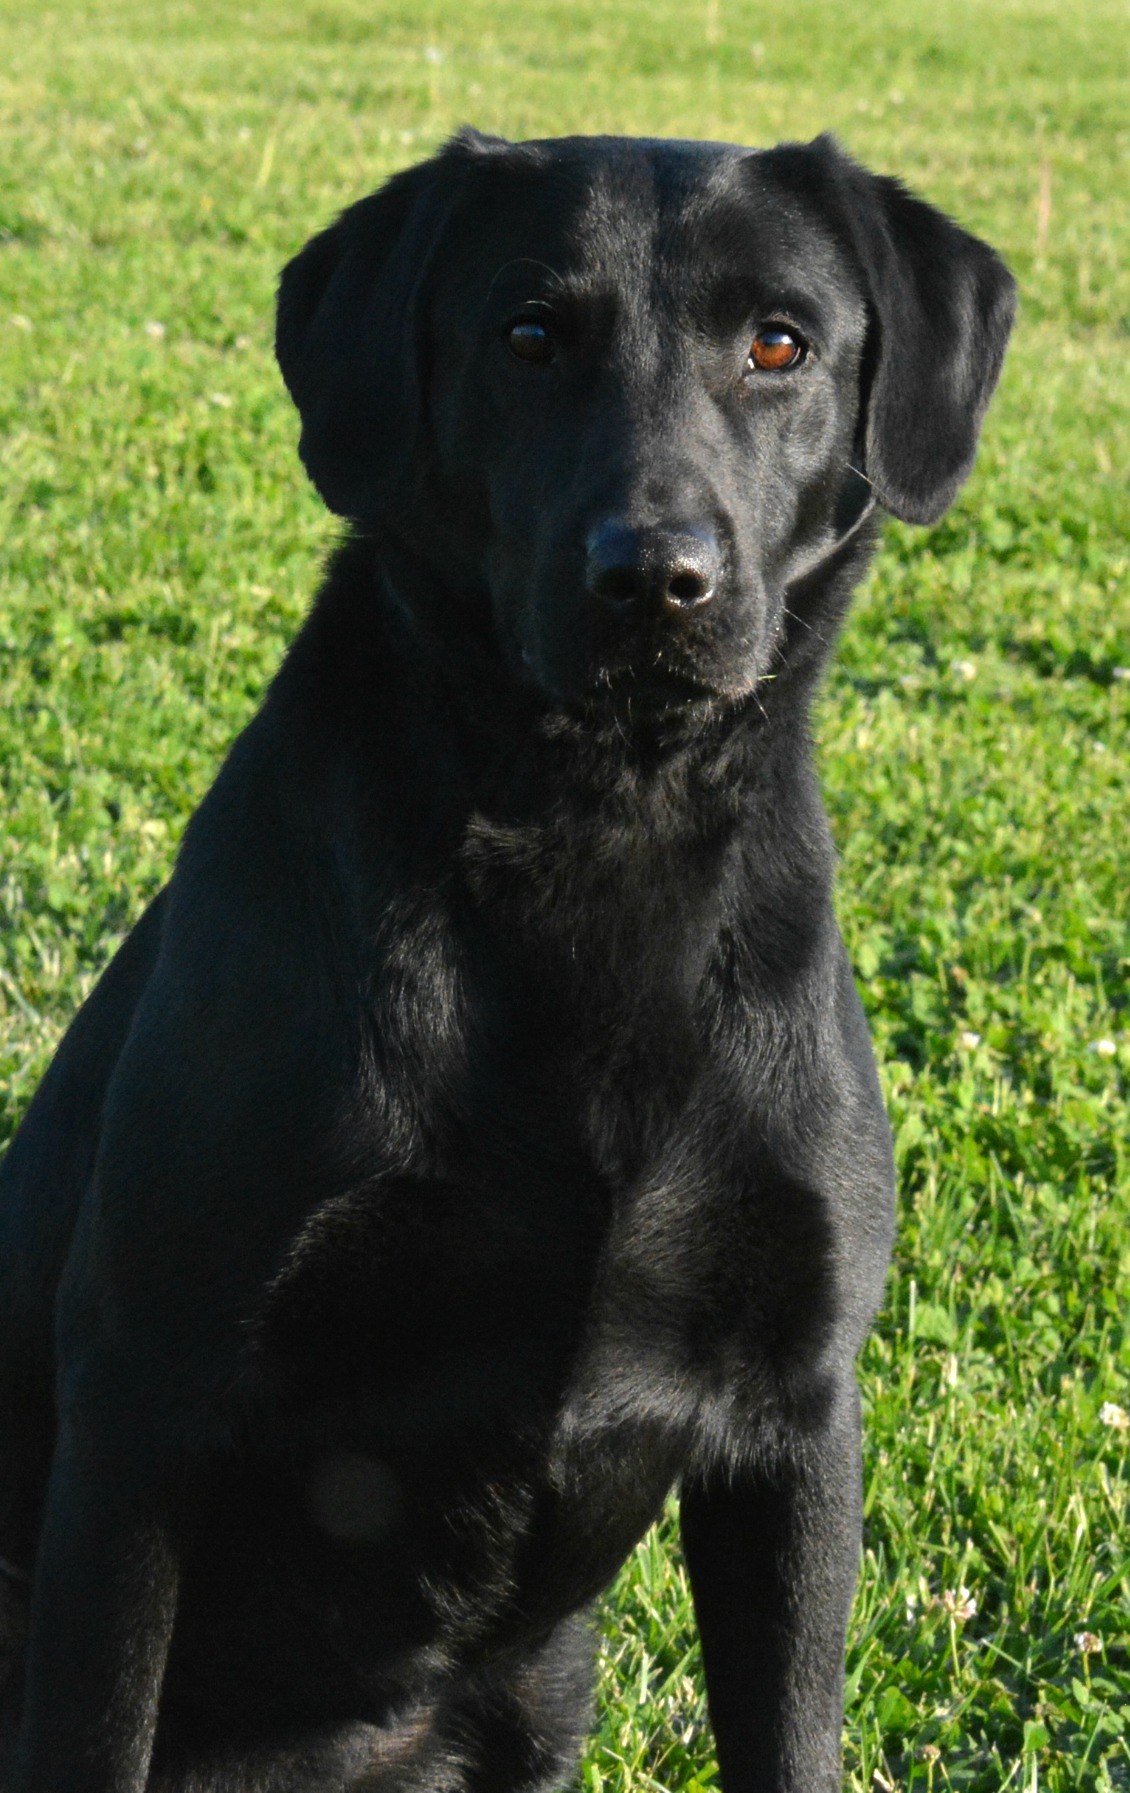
810, 136, 1017, 526
277, 138, 492, 522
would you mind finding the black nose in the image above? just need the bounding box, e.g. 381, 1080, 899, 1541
585, 523, 720, 614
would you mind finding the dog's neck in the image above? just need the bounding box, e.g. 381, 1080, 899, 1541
292, 530, 864, 927
284, 536, 851, 1179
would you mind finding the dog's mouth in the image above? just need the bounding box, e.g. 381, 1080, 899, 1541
581, 659, 746, 717
510, 589, 762, 719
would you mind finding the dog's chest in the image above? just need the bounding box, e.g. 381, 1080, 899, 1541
246, 1147, 834, 1683
248, 828, 839, 1643
260, 1108, 833, 1473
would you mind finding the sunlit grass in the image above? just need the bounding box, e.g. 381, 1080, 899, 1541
1, 1, 1127, 1786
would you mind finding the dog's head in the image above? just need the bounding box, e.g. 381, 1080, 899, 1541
277, 131, 1014, 711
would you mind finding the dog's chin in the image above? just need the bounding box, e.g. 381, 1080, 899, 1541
589, 665, 727, 711
514, 630, 763, 722
555, 663, 762, 727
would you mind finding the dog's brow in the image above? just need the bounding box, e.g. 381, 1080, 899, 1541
700, 274, 827, 335
484, 257, 613, 314
484, 256, 567, 305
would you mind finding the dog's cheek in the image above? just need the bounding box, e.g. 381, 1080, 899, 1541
477, 451, 592, 699
422, 372, 497, 561
480, 550, 547, 691
755, 389, 860, 585
491, 554, 593, 703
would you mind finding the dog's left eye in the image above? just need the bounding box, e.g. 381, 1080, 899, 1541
505, 320, 555, 365
747, 326, 807, 373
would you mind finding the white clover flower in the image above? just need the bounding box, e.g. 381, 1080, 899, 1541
940, 1586, 977, 1622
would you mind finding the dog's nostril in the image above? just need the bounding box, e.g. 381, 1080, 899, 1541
666, 568, 713, 607
593, 565, 643, 607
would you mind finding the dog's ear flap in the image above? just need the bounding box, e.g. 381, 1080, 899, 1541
275, 157, 455, 522
811, 136, 1017, 525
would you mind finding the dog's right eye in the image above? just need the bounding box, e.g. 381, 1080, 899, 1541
505, 320, 555, 365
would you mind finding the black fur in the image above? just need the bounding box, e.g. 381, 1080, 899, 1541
0, 130, 1014, 1791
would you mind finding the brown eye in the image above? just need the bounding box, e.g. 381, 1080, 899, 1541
748, 326, 806, 372
505, 320, 554, 365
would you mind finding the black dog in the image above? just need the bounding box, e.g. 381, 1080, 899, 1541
0, 129, 1014, 1791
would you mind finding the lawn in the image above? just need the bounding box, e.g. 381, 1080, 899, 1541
1, 0, 1128, 1787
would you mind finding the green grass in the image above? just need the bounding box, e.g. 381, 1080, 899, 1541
1, 1, 1128, 1786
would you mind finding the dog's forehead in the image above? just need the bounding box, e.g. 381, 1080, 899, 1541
445, 135, 848, 299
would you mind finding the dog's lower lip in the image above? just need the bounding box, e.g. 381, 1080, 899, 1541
594, 666, 722, 705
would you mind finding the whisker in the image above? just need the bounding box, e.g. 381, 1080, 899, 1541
748, 684, 771, 726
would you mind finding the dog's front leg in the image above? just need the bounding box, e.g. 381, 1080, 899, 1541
679, 1384, 862, 1793
10, 1413, 178, 1792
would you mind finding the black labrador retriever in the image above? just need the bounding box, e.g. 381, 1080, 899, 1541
0, 129, 1014, 1791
